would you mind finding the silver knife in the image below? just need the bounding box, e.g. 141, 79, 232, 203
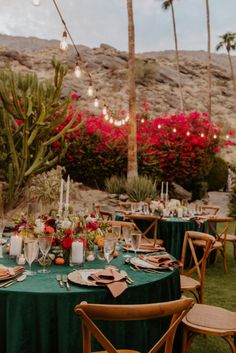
56, 274, 64, 288
62, 275, 71, 291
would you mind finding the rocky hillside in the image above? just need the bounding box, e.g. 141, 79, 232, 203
0, 34, 235, 162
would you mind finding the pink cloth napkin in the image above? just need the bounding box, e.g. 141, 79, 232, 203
139, 254, 179, 270
88, 267, 127, 297
0, 266, 24, 279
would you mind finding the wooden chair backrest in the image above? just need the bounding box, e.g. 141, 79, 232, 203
74, 298, 194, 353
94, 204, 113, 221
180, 231, 215, 291
200, 205, 220, 215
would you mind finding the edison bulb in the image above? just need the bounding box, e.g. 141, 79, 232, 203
94, 97, 99, 108
74, 64, 81, 78
102, 105, 107, 115
141, 118, 145, 123
200, 133, 204, 138
104, 114, 109, 121
60, 31, 68, 51
157, 124, 161, 129
87, 84, 94, 97
186, 131, 190, 136
173, 128, 177, 133
109, 117, 114, 124
32, 0, 40, 6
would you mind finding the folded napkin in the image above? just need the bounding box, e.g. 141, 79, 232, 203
190, 217, 206, 228
88, 267, 127, 298
139, 254, 179, 270
0, 265, 24, 279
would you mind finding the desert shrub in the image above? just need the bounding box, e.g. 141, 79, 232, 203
125, 176, 158, 202
191, 181, 208, 201
228, 184, 236, 219
206, 156, 228, 191
136, 59, 158, 84
105, 175, 126, 194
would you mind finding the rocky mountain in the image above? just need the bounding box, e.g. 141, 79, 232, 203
0, 34, 235, 163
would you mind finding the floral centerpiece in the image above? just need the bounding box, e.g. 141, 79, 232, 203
13, 212, 109, 265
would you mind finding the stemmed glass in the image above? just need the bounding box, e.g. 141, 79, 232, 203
0, 215, 6, 259
38, 235, 53, 273
122, 227, 132, 258
24, 237, 39, 275
130, 231, 142, 256
103, 238, 117, 264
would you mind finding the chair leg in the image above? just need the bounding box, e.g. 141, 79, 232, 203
219, 248, 228, 273
233, 241, 236, 260
222, 336, 236, 353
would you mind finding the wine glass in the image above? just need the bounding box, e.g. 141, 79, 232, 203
131, 231, 142, 256
24, 237, 39, 275
112, 226, 121, 241
38, 235, 53, 273
122, 227, 132, 258
103, 238, 117, 264
0, 216, 6, 259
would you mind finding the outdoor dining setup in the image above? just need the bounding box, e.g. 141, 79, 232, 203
0, 174, 235, 353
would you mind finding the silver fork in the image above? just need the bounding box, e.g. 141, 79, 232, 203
62, 275, 71, 291
56, 274, 64, 288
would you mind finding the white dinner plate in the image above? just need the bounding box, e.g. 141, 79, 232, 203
68, 269, 104, 287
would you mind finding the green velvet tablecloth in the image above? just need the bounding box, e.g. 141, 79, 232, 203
0, 251, 180, 353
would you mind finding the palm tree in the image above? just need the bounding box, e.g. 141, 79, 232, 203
216, 32, 236, 98
127, 0, 138, 178
205, 0, 212, 120
162, 0, 184, 111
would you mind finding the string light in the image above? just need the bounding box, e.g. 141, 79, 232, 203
104, 114, 109, 121
60, 30, 68, 51
200, 132, 204, 137
173, 128, 177, 133
74, 63, 81, 78
32, 0, 40, 5
125, 114, 129, 122
141, 118, 145, 123
157, 124, 161, 129
213, 134, 217, 139
186, 131, 190, 136
94, 96, 99, 108
226, 134, 230, 139
102, 105, 107, 115
109, 117, 114, 124
87, 84, 94, 97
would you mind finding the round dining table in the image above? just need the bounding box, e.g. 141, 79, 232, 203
0, 250, 180, 353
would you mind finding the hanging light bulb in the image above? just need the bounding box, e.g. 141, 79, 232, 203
173, 128, 177, 133
157, 124, 161, 129
32, 0, 40, 6
87, 83, 94, 97
141, 118, 145, 123
213, 134, 217, 139
74, 63, 81, 78
109, 117, 114, 124
60, 30, 68, 51
94, 96, 99, 108
200, 132, 204, 138
104, 114, 109, 121
102, 105, 107, 115
226, 134, 230, 139
125, 114, 129, 122
186, 131, 190, 136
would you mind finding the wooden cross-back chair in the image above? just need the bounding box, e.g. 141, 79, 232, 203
225, 223, 236, 260
94, 204, 113, 221
74, 298, 194, 353
180, 231, 215, 304
181, 303, 236, 353
200, 205, 220, 215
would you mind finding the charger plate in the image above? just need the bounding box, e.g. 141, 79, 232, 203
68, 269, 104, 287
122, 244, 164, 253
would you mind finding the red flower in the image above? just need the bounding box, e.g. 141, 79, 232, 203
61, 237, 73, 250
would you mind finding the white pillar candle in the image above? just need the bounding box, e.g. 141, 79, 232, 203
165, 182, 168, 204
58, 179, 64, 213
161, 181, 164, 200
0, 245, 3, 258
65, 175, 70, 211
10, 235, 22, 256
177, 207, 183, 218
71, 241, 84, 264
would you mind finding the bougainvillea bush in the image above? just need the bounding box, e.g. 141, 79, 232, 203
61, 107, 232, 189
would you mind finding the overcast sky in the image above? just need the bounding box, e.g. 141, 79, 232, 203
0, 0, 235, 53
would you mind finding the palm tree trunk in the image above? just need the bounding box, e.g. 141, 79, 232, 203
170, 2, 184, 111
205, 0, 212, 120
227, 50, 236, 112
127, 0, 138, 179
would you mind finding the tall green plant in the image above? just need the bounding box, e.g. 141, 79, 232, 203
0, 59, 82, 208
125, 175, 158, 201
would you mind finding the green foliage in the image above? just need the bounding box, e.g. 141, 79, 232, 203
104, 175, 126, 194
228, 184, 236, 219
0, 59, 81, 208
190, 180, 208, 201
125, 175, 158, 202
206, 156, 228, 191
135, 59, 157, 84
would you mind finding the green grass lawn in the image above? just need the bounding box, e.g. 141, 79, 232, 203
187, 222, 236, 353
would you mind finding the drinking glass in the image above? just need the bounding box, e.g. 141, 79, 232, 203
0, 216, 6, 259
112, 226, 121, 241
38, 235, 53, 273
122, 227, 132, 258
131, 232, 142, 256
130, 203, 137, 214
24, 237, 39, 275
103, 238, 117, 264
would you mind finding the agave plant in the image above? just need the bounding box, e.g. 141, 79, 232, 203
125, 175, 158, 202
104, 175, 126, 195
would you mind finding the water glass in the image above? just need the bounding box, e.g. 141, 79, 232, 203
24, 237, 39, 275
38, 235, 53, 273
104, 238, 117, 264
131, 232, 142, 255
112, 226, 121, 241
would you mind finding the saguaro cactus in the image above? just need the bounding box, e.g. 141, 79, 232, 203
0, 59, 82, 208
